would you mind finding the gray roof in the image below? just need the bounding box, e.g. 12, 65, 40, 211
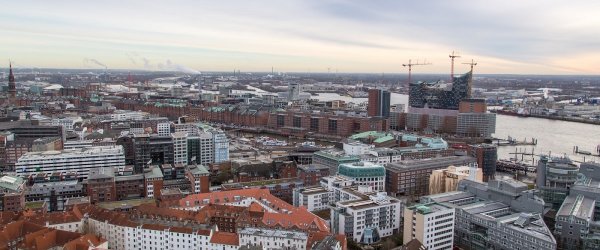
87, 167, 115, 179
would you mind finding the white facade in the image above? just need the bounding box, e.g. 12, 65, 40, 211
15, 146, 125, 179
198, 132, 214, 165
343, 142, 373, 156
52, 116, 82, 130
294, 186, 331, 212
172, 132, 188, 164
238, 227, 307, 250
332, 193, 403, 244
157, 122, 172, 136
403, 203, 455, 250
110, 111, 147, 120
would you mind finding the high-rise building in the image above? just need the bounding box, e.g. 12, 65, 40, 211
409, 71, 471, 110
287, 82, 300, 101
171, 132, 188, 164
212, 130, 229, 163
468, 144, 498, 182
8, 63, 16, 99
368, 89, 391, 117
403, 203, 455, 250
132, 134, 174, 172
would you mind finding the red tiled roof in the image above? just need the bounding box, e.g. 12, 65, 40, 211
63, 234, 106, 250
209, 231, 239, 246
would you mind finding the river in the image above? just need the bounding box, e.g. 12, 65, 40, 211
312, 93, 600, 163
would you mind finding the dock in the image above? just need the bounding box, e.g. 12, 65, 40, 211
492, 136, 537, 147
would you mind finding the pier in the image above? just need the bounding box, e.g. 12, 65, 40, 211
492, 136, 537, 147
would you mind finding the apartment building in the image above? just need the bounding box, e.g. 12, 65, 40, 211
403, 203, 455, 250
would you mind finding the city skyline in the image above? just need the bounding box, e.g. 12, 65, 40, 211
1, 0, 599, 74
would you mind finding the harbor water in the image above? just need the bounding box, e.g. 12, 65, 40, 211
313, 93, 600, 163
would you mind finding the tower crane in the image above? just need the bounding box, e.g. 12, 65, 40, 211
449, 51, 461, 82
402, 59, 431, 85
462, 59, 477, 98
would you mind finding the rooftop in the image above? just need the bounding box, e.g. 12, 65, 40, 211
17, 146, 124, 161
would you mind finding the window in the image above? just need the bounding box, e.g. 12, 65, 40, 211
277, 115, 285, 127
328, 119, 337, 133
293, 116, 302, 128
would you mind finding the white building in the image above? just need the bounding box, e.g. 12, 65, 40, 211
403, 203, 455, 250
331, 192, 403, 244
15, 146, 125, 179
238, 227, 308, 250
172, 132, 188, 164
343, 141, 374, 156
198, 132, 214, 165
110, 111, 148, 120
52, 116, 82, 131
157, 122, 172, 136
294, 186, 331, 212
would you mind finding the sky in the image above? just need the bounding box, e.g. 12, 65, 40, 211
1, 0, 599, 74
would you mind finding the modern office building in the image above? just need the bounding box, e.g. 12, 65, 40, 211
212, 130, 229, 163
469, 144, 498, 182
536, 155, 579, 209
368, 89, 391, 117
403, 203, 455, 250
421, 179, 556, 250
15, 146, 125, 179
132, 134, 174, 172
337, 161, 386, 192
385, 156, 477, 199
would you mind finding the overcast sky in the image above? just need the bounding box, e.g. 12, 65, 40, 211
1, 0, 599, 74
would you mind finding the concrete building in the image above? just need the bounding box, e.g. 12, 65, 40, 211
403, 203, 455, 250
385, 156, 476, 199
15, 146, 125, 179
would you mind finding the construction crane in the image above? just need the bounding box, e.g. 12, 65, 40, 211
449, 51, 461, 82
462, 59, 477, 97
402, 59, 431, 85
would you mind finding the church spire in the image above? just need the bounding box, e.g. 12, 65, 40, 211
8, 62, 16, 99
